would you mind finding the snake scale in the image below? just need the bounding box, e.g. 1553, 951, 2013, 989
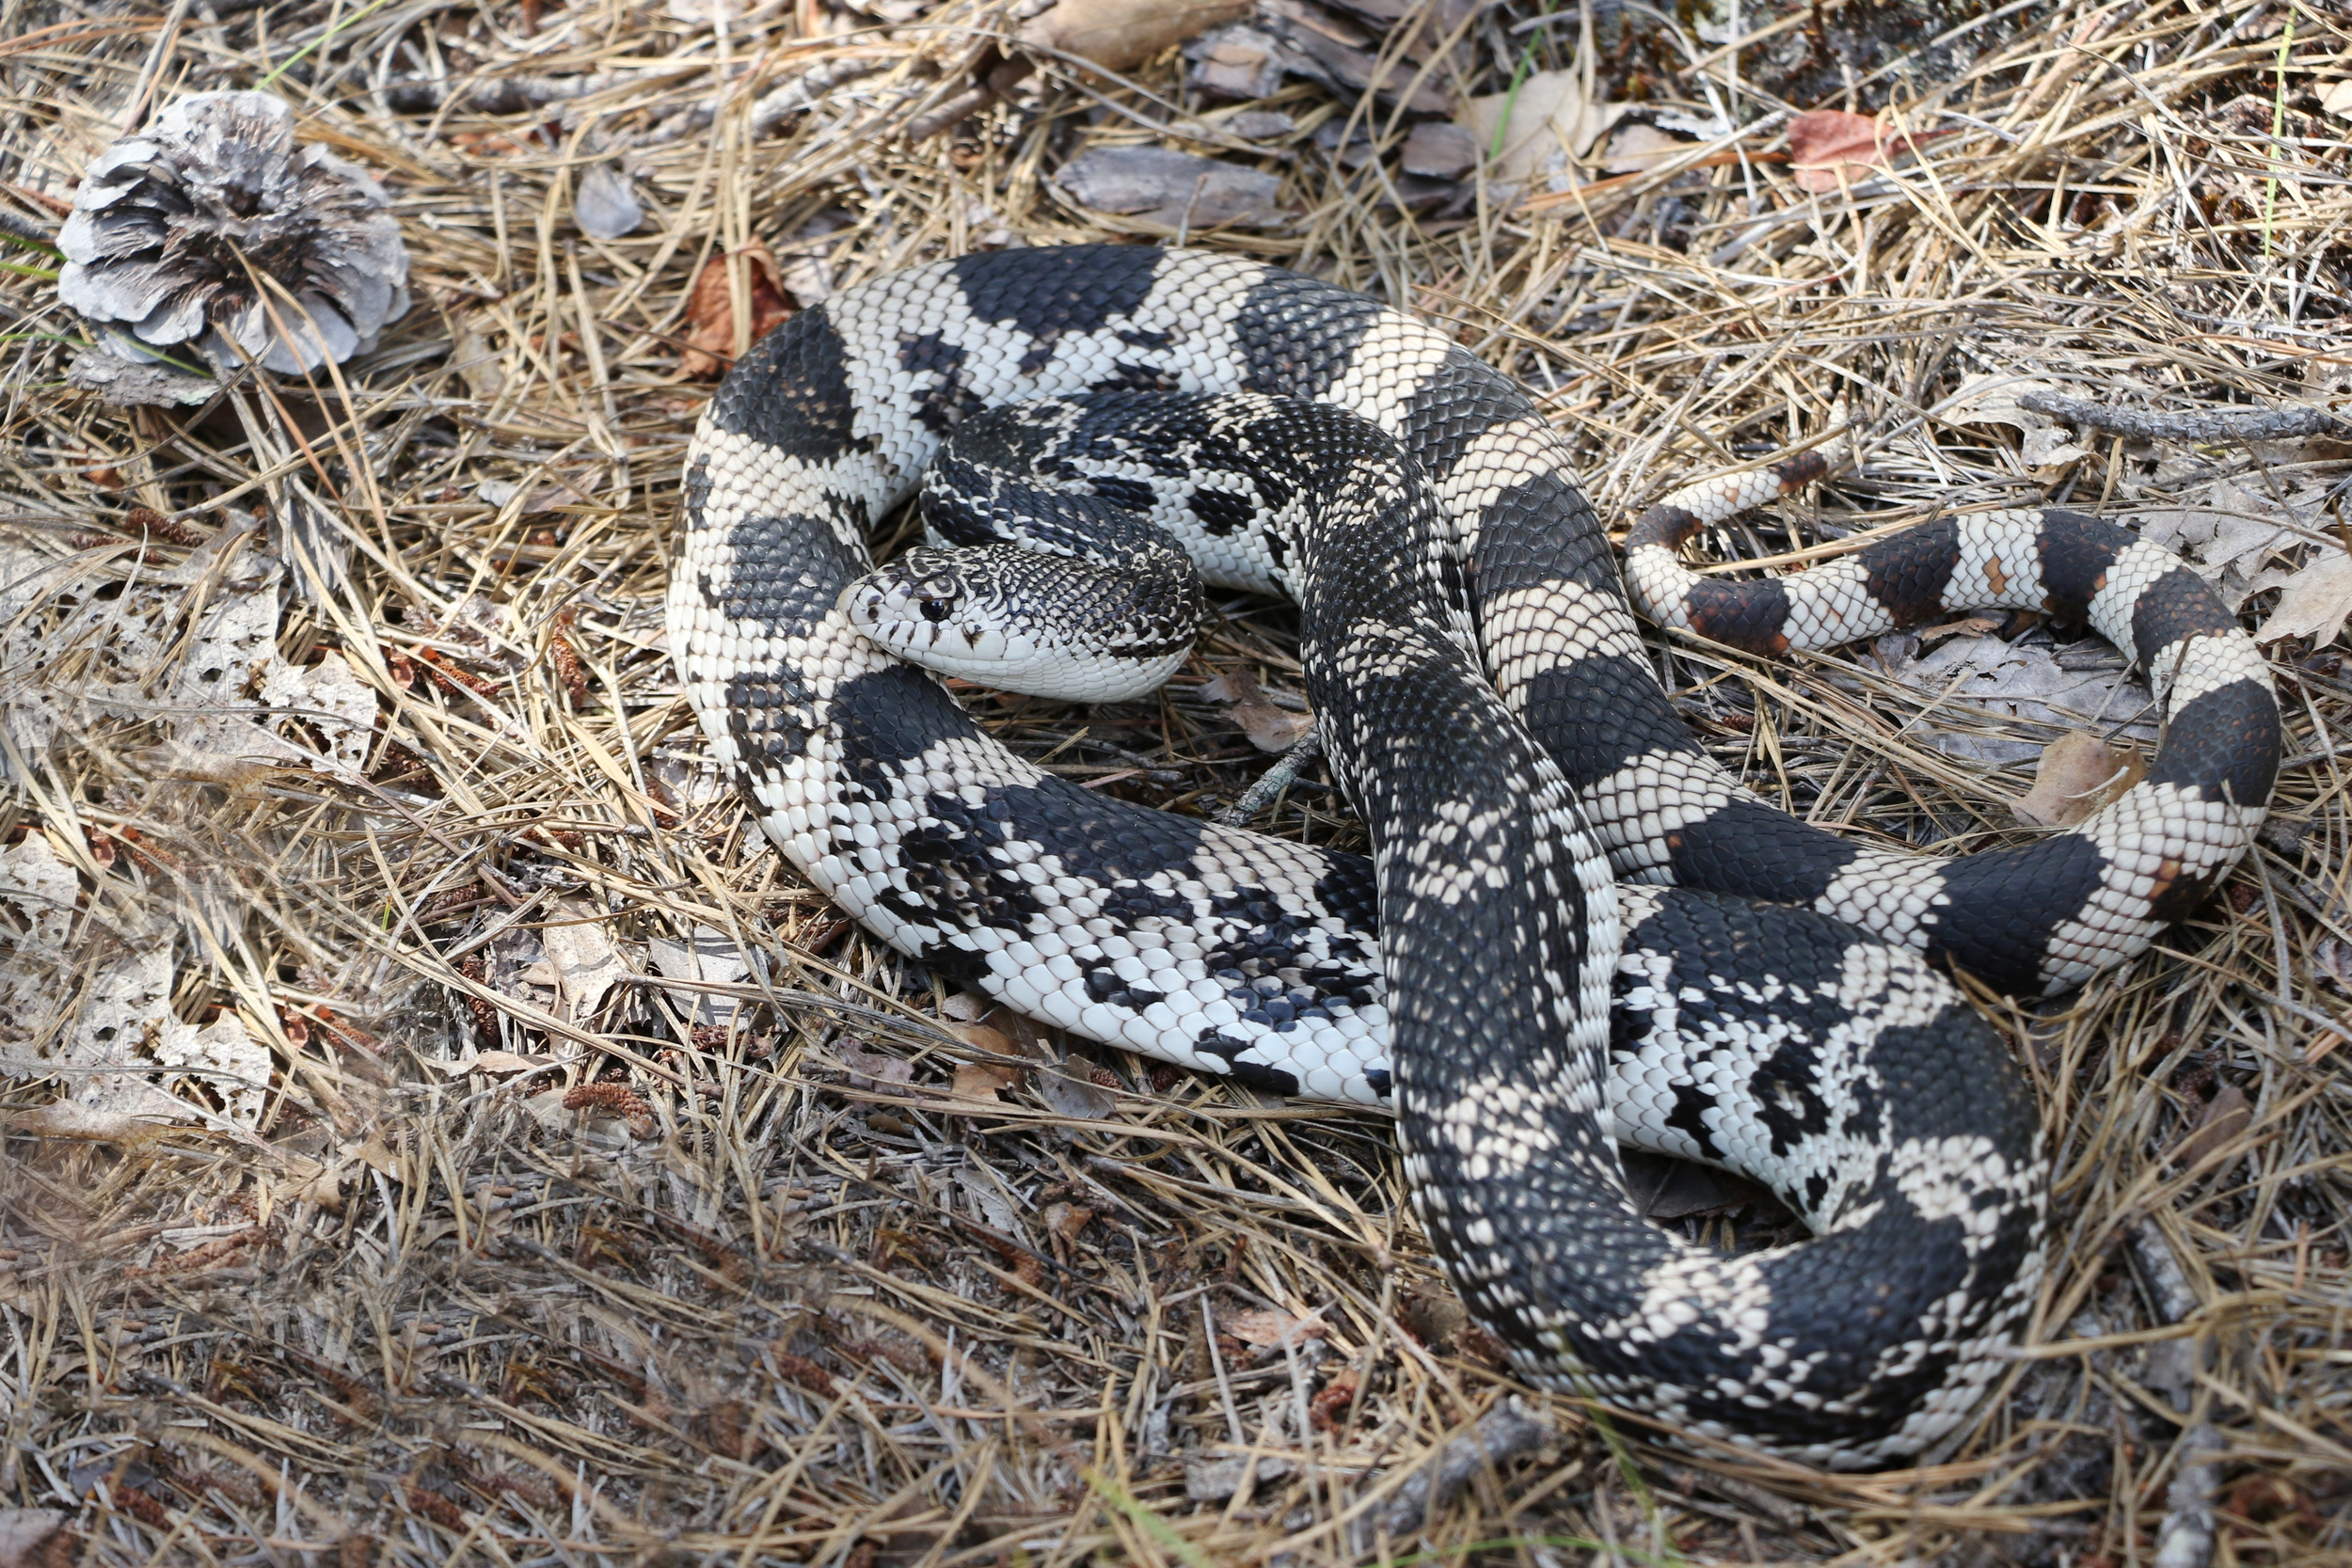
669, 245, 2279, 1466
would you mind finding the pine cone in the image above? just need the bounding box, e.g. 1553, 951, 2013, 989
58, 91, 410, 374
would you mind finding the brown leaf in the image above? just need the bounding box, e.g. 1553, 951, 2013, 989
2174, 1084, 2249, 1169
1788, 108, 1942, 193
837, 1043, 914, 1092
1200, 669, 1313, 752
1398, 1284, 1468, 1350
682, 245, 792, 378
2012, 732, 2146, 828
1019, 0, 1251, 72
941, 1020, 1016, 1056
1308, 1372, 1359, 1432
950, 1060, 1020, 1102
1221, 1308, 1327, 1350
469, 1049, 555, 1078
1459, 69, 1628, 184
939, 990, 993, 1022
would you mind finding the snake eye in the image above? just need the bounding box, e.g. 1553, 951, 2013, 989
919, 596, 954, 623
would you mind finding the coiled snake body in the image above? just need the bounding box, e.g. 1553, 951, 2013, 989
671, 245, 2277, 1466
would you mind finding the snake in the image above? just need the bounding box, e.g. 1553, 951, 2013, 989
668, 245, 2278, 1467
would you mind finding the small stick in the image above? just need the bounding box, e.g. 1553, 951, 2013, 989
2019, 392, 2339, 443
1218, 731, 1323, 825
1381, 1399, 1554, 1535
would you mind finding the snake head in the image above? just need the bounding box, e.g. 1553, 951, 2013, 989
840, 543, 1197, 703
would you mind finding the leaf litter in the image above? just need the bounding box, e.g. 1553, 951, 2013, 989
2, 0, 2348, 1562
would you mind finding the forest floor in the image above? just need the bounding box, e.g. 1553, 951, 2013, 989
1, 0, 2347, 1561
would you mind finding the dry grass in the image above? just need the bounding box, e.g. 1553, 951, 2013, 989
1, 0, 2348, 1561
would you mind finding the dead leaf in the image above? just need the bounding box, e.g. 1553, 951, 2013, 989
1019, 0, 1251, 72
2323, 80, 2352, 120
542, 901, 628, 1022
573, 163, 642, 240
2257, 548, 2352, 647
284, 1155, 352, 1213
1042, 1200, 1093, 1246
951, 1060, 1020, 1102
1947, 373, 2057, 433
258, 650, 377, 775
2312, 935, 2352, 994
352, 1133, 404, 1180
1221, 1308, 1327, 1349
2012, 732, 2146, 828
1945, 373, 2091, 470
940, 990, 992, 1022
1458, 69, 1629, 188
0, 831, 77, 948
470, 1050, 556, 1078
838, 1042, 914, 1092
646, 926, 753, 1024
1036, 1062, 1115, 1119
943, 1019, 1016, 1057
682, 245, 792, 378
2174, 1083, 2249, 1168
2020, 424, 2091, 470
1788, 108, 1944, 192
1200, 669, 1313, 752
1596, 116, 1688, 175
1872, 629, 2155, 765
0, 1509, 69, 1568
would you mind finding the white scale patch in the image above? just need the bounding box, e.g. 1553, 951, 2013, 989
1656, 467, 1787, 525
2161, 627, 2273, 711
1886, 1136, 2028, 1256
1606, 1250, 1774, 1354
1580, 750, 1739, 878
2085, 536, 2185, 656
1813, 849, 1950, 957
1952, 511, 2047, 608
1486, 579, 1649, 697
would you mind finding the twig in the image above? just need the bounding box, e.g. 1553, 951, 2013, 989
1380, 1400, 1555, 1536
1217, 731, 1323, 825
2019, 391, 2341, 441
